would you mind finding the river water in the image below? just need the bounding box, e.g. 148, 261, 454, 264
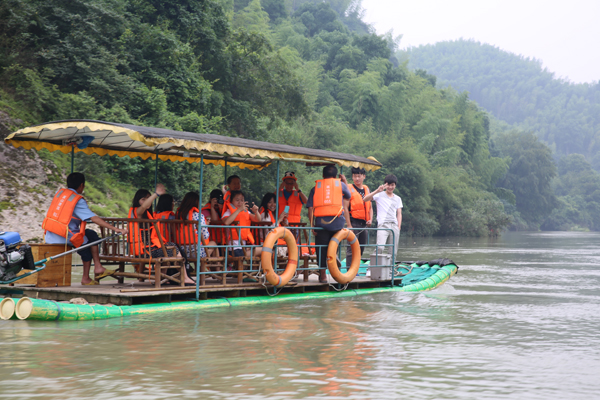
1, 231, 600, 399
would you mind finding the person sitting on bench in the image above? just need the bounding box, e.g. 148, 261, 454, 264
43, 173, 127, 285
129, 185, 195, 284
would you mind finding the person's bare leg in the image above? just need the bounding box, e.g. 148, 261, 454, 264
81, 260, 94, 285
175, 249, 195, 284
90, 245, 106, 275
206, 241, 217, 257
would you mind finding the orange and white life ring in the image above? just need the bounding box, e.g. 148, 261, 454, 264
326, 229, 360, 284
260, 227, 298, 287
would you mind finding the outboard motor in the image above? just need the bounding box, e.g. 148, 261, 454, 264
0, 232, 35, 282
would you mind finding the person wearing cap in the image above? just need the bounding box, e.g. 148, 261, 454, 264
340, 167, 373, 269
277, 171, 307, 224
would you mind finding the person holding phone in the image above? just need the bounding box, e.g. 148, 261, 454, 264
222, 191, 262, 257
277, 171, 307, 224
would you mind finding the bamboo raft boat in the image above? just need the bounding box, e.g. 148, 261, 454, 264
1, 120, 459, 321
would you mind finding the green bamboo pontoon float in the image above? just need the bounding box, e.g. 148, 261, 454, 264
2, 262, 457, 321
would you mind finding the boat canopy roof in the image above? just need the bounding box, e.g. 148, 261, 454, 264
4, 120, 382, 171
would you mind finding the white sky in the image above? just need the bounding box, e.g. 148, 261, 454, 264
361, 0, 600, 83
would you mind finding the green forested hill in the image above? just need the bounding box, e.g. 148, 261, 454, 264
403, 39, 600, 163
403, 39, 600, 231
0, 0, 550, 236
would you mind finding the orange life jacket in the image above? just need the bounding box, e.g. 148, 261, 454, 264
300, 242, 316, 255
42, 188, 87, 248
176, 207, 209, 246
153, 211, 175, 241
349, 184, 371, 221
221, 190, 231, 217
313, 178, 343, 217
128, 207, 162, 256
277, 189, 303, 223
225, 203, 255, 245
260, 207, 286, 246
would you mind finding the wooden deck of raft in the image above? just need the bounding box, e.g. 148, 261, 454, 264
2, 275, 394, 306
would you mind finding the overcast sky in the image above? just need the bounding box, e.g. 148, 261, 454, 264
361, 0, 600, 84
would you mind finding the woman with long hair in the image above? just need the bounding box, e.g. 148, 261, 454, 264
176, 191, 216, 259
259, 192, 288, 225
129, 184, 195, 285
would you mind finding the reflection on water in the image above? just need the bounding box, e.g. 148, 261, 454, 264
2, 232, 600, 399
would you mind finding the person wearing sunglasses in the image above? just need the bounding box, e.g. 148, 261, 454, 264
277, 171, 307, 224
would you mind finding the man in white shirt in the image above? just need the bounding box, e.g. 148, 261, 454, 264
363, 174, 402, 257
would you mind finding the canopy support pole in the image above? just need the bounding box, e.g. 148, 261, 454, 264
70, 146, 74, 173
275, 160, 280, 272
338, 166, 343, 268
224, 158, 228, 187
196, 154, 204, 301
154, 151, 159, 208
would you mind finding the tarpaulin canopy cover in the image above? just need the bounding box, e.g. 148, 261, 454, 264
5, 120, 382, 171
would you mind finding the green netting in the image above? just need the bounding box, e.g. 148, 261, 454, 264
396, 263, 440, 286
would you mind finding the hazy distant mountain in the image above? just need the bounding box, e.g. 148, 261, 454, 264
402, 39, 600, 166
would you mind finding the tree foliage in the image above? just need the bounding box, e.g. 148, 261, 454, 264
1, 0, 520, 235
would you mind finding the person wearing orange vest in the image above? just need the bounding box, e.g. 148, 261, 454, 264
259, 192, 288, 255
175, 191, 216, 259
130, 185, 195, 285
201, 189, 225, 249
44, 173, 127, 285
306, 165, 352, 283
153, 194, 176, 241
277, 171, 307, 224
221, 175, 241, 217
222, 191, 262, 258
340, 167, 373, 269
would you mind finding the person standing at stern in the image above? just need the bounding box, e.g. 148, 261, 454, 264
363, 174, 402, 258
340, 167, 372, 268
306, 165, 352, 283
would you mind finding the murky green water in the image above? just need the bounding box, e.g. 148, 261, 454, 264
2, 231, 600, 399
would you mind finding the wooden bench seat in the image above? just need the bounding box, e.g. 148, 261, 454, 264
99, 218, 185, 289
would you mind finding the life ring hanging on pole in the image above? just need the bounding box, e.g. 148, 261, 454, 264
260, 227, 298, 287
327, 229, 360, 284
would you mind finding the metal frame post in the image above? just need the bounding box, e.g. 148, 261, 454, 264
275, 160, 280, 270
196, 154, 204, 301
154, 151, 159, 208
70, 146, 75, 173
